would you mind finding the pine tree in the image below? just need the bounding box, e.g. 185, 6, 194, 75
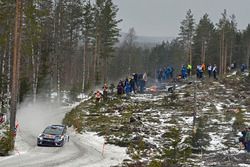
82, 0, 94, 91
101, 0, 121, 83
242, 25, 250, 68
217, 10, 232, 75
22, 0, 44, 102
163, 127, 192, 166
93, 0, 121, 84
179, 9, 195, 66
123, 27, 137, 75
0, 0, 15, 113
228, 14, 237, 67
193, 13, 214, 65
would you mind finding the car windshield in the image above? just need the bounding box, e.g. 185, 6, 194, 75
43, 126, 63, 135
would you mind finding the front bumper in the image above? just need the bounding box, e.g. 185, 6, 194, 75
37, 138, 63, 146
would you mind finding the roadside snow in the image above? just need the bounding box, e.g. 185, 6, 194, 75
226, 71, 237, 77
0, 132, 30, 162
131, 94, 162, 102
70, 131, 129, 167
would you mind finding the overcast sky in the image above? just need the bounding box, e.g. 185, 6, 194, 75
112, 0, 250, 37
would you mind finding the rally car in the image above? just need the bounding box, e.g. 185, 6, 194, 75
37, 125, 69, 147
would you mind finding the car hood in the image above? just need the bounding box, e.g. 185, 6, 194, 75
42, 134, 61, 139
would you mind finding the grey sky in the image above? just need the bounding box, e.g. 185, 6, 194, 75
113, 0, 250, 37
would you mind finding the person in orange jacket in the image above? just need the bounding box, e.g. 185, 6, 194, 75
202, 63, 206, 72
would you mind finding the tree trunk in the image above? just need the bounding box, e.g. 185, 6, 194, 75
7, 32, 12, 110
201, 41, 205, 63
10, 0, 22, 149
220, 31, 225, 76
1, 41, 8, 111
229, 40, 233, 68
56, 0, 63, 103
93, 32, 101, 87
31, 45, 37, 103
82, 39, 88, 92
93, 35, 98, 87
86, 47, 90, 90
189, 42, 192, 65
57, 58, 61, 102
247, 44, 250, 69
203, 42, 206, 64
224, 43, 228, 74
96, 35, 101, 86
219, 36, 222, 75
103, 55, 107, 84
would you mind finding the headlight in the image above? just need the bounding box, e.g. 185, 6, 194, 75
55, 136, 63, 142
38, 136, 43, 141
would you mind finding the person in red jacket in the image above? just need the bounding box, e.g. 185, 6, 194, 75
95, 90, 102, 102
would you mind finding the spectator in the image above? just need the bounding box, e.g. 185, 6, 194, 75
95, 90, 102, 102
212, 64, 217, 80
207, 64, 212, 78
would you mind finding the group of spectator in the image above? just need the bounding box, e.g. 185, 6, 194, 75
228, 62, 247, 73
156, 66, 174, 82
239, 127, 250, 152
240, 64, 247, 73
116, 72, 148, 96
95, 72, 148, 102
180, 63, 218, 80
95, 62, 248, 102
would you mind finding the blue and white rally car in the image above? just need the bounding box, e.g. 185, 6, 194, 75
37, 125, 69, 147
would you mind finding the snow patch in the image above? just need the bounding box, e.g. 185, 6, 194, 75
131, 94, 162, 102
214, 103, 224, 112
207, 132, 226, 151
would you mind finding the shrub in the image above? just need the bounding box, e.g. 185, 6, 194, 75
63, 107, 84, 133
0, 129, 14, 155
232, 110, 245, 131
148, 160, 162, 167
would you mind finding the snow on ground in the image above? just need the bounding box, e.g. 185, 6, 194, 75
239, 164, 250, 167
214, 102, 224, 112
175, 84, 188, 90
0, 94, 129, 167
202, 108, 210, 112
69, 95, 91, 109
207, 132, 227, 151
0, 132, 30, 162
226, 71, 237, 77
130, 93, 162, 102
181, 116, 193, 125
242, 71, 249, 77
67, 131, 129, 167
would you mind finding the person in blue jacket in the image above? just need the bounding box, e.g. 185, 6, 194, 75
181, 65, 187, 79
124, 79, 131, 96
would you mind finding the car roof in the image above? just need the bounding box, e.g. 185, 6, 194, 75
51, 125, 66, 128
43, 125, 65, 135
46, 125, 66, 130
